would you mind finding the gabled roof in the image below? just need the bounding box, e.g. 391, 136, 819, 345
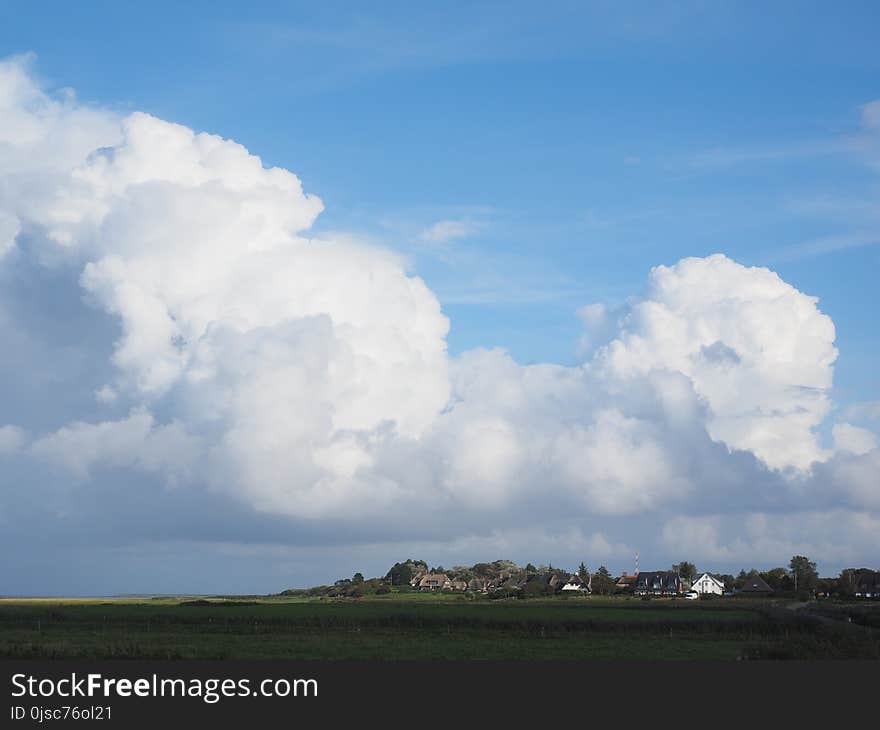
418, 573, 449, 587
520, 573, 550, 589
634, 571, 680, 591
693, 572, 724, 588
562, 574, 591, 591
740, 574, 773, 593
855, 571, 880, 592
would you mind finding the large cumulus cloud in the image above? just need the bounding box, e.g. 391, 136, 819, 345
0, 57, 877, 587
590, 255, 838, 471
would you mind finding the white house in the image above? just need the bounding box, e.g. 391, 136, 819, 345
561, 574, 591, 593
691, 572, 724, 596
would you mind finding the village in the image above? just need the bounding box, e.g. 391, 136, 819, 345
410, 568, 786, 597
377, 558, 880, 600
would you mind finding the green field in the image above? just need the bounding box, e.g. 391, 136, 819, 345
1, 594, 878, 660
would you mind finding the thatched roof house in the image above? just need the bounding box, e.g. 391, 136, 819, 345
855, 571, 880, 598
633, 571, 681, 595
418, 573, 450, 591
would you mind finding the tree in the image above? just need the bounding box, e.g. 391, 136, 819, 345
592, 565, 614, 595
838, 569, 856, 596
789, 556, 819, 592
672, 561, 697, 583
761, 567, 793, 592
352, 572, 364, 585
816, 577, 837, 597
837, 568, 874, 597
523, 579, 549, 598
578, 562, 590, 582
525, 563, 538, 573
386, 562, 410, 586
385, 559, 428, 586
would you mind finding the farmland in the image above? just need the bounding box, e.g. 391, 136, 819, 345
1, 594, 878, 660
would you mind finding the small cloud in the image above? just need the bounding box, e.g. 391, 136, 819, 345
833, 423, 878, 456
576, 302, 609, 329
851, 99, 880, 170
95, 385, 118, 405
769, 231, 880, 262
0, 211, 20, 258
689, 140, 840, 170
575, 302, 621, 360
0, 425, 26, 455
843, 400, 880, 422
419, 218, 480, 244
861, 100, 880, 131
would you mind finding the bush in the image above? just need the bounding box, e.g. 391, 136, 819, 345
488, 589, 515, 600
522, 581, 549, 598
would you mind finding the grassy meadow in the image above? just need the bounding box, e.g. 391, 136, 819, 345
1, 593, 878, 660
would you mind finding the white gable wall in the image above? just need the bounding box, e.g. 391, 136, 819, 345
691, 573, 724, 595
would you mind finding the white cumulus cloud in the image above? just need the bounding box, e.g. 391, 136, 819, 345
0, 57, 876, 573
592, 254, 838, 471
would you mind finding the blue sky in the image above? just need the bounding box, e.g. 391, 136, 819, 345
0, 2, 878, 591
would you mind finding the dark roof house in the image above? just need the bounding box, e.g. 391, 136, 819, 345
633, 571, 681, 595
855, 571, 880, 598
739, 574, 774, 594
